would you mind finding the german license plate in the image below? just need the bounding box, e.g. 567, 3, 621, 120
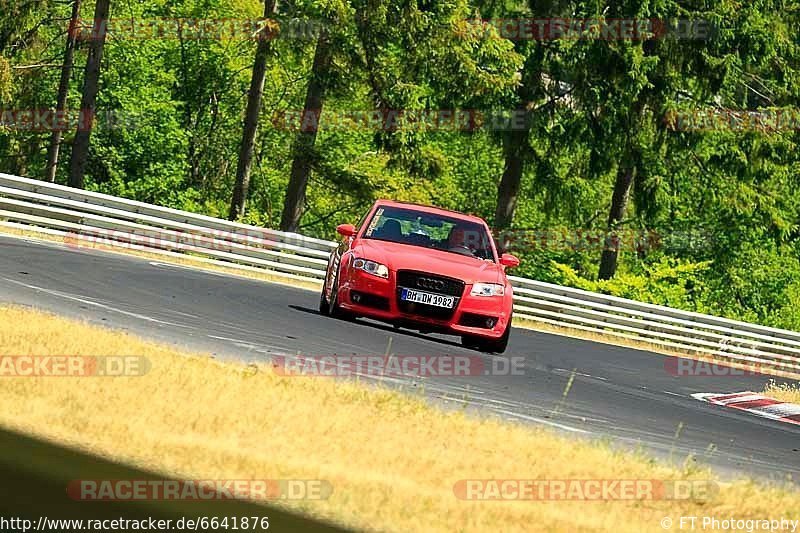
400, 288, 455, 308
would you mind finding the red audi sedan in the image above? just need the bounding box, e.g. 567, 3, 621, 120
319, 200, 519, 353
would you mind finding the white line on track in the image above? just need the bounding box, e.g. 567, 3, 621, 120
206, 330, 286, 342
434, 396, 471, 404
0, 233, 69, 249
552, 367, 609, 381
481, 398, 522, 407
149, 261, 230, 277
442, 385, 487, 395
492, 408, 590, 434
0, 277, 195, 329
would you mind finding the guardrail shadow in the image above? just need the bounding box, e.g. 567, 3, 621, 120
0, 425, 349, 532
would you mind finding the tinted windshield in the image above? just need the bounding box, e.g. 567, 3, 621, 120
362, 206, 496, 262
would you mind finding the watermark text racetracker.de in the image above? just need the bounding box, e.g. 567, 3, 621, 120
64, 227, 320, 254
0, 108, 136, 131
67, 479, 332, 501
70, 17, 322, 41
273, 354, 525, 377
665, 108, 800, 132
0, 355, 150, 377
453, 479, 719, 501
460, 17, 714, 41
664, 358, 781, 377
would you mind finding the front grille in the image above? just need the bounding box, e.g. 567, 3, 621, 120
396, 271, 465, 297
395, 270, 465, 320
458, 312, 497, 329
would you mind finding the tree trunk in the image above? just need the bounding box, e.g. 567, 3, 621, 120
279, 33, 332, 232
228, 0, 278, 220
67, 0, 109, 189
494, 117, 528, 249
45, 0, 82, 183
492, 47, 542, 245
598, 164, 636, 280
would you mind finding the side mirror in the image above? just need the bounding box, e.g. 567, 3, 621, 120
336, 224, 357, 238
500, 253, 520, 268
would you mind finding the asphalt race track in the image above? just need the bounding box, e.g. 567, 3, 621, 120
1, 234, 798, 481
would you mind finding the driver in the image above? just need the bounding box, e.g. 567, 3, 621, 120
446, 224, 492, 259
447, 226, 474, 255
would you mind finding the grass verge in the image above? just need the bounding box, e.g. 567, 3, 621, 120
0, 305, 798, 532
764, 381, 800, 404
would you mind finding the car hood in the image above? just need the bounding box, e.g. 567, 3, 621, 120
355, 239, 504, 285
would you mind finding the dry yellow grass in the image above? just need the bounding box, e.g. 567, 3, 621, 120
764, 381, 800, 404
0, 306, 798, 532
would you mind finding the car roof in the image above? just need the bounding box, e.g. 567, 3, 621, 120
372, 199, 488, 225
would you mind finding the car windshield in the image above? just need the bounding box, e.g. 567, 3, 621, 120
362, 205, 496, 262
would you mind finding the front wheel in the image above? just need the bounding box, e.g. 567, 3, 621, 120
460, 334, 481, 350
318, 285, 331, 316
461, 321, 511, 354
327, 271, 353, 321
480, 323, 511, 354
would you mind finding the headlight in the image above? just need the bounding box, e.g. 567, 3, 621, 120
353, 258, 389, 278
471, 283, 505, 297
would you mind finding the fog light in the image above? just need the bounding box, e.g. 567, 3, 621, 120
485, 318, 497, 328
352, 293, 361, 303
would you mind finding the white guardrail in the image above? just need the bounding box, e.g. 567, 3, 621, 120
2, 172, 800, 374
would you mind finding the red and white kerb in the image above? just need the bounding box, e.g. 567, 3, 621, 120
692, 391, 800, 426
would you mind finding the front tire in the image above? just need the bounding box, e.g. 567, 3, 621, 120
318, 285, 331, 316
460, 334, 481, 350
461, 321, 511, 354
479, 323, 511, 354
328, 271, 353, 320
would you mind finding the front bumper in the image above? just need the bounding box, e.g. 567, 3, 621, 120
337, 269, 511, 339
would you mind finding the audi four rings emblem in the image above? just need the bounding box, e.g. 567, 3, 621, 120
416, 277, 445, 291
